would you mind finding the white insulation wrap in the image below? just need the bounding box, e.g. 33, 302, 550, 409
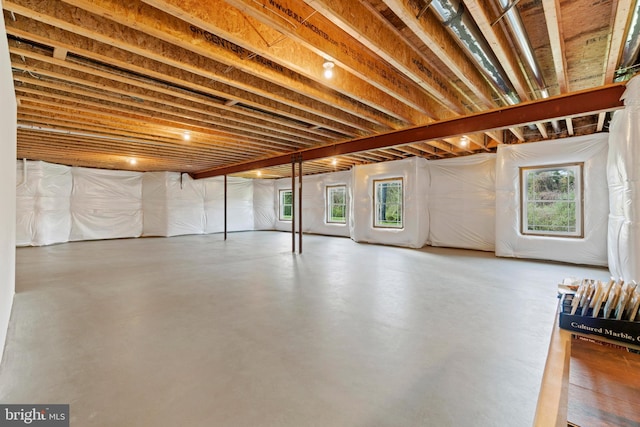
202, 177, 224, 234
274, 177, 295, 232
351, 157, 429, 248
607, 76, 640, 281
253, 178, 276, 230
142, 173, 255, 236
496, 134, 609, 265
70, 167, 143, 241
15, 160, 72, 246
428, 154, 496, 251
302, 171, 352, 237
203, 176, 254, 233
273, 171, 352, 237
142, 172, 205, 237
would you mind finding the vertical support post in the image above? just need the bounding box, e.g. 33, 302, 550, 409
291, 156, 296, 253
298, 154, 303, 254
224, 174, 228, 241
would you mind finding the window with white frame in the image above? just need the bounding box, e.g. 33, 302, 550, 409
520, 163, 583, 237
374, 178, 403, 228
279, 189, 293, 221
326, 185, 347, 224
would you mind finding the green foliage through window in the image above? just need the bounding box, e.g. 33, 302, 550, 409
521, 164, 582, 237
327, 186, 347, 223
279, 189, 292, 221
374, 179, 403, 228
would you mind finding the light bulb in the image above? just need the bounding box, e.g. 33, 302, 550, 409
323, 61, 334, 79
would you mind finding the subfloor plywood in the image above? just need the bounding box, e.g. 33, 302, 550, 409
0, 231, 611, 426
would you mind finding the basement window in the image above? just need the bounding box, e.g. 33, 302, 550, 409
326, 185, 347, 224
374, 178, 403, 229
279, 189, 293, 221
520, 163, 583, 237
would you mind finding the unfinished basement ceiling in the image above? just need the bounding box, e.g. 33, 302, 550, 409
4, 0, 639, 178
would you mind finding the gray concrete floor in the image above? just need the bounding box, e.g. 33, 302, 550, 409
0, 231, 610, 426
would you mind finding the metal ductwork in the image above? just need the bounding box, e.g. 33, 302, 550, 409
496, 0, 549, 98
427, 0, 561, 133
495, 0, 560, 132
428, 0, 520, 105
618, 0, 640, 78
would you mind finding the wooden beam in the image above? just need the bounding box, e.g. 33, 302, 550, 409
467, 133, 491, 151
139, 0, 434, 124
15, 82, 304, 152
485, 130, 503, 144
14, 73, 318, 148
510, 127, 525, 142
542, 0, 569, 92
10, 45, 339, 141
408, 143, 444, 158
6, 0, 384, 134
597, 112, 607, 131
536, 123, 549, 139
217, 0, 458, 118
295, 0, 489, 112
11, 54, 327, 145
192, 83, 626, 178
565, 118, 574, 136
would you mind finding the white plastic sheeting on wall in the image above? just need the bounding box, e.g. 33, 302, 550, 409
273, 171, 353, 237
142, 172, 205, 237
607, 76, 640, 281
201, 176, 254, 233
351, 157, 429, 248
203, 177, 224, 234
428, 154, 496, 251
142, 172, 255, 237
253, 179, 276, 230
70, 167, 143, 241
274, 177, 295, 233
16, 163, 258, 244
496, 134, 610, 266
16, 161, 72, 247
302, 171, 351, 237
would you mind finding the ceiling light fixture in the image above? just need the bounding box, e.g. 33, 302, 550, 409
331, 158, 337, 166
183, 131, 191, 141
460, 135, 470, 148
129, 158, 137, 165
323, 60, 334, 79
256, 171, 262, 177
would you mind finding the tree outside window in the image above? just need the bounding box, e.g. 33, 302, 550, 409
374, 178, 403, 228
327, 185, 347, 224
521, 164, 583, 237
279, 189, 292, 221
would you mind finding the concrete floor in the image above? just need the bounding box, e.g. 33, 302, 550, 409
0, 231, 610, 426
